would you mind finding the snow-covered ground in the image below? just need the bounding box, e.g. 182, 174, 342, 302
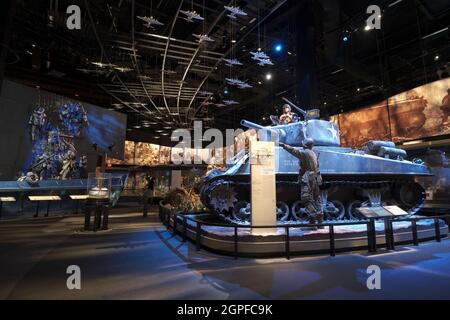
179, 215, 444, 238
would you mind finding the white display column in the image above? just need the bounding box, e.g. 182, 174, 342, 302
250, 141, 276, 235
170, 170, 182, 190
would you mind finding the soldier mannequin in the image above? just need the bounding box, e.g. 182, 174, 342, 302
279, 138, 324, 228
279, 104, 299, 124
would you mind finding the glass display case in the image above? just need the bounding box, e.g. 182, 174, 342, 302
154, 170, 170, 197
87, 173, 112, 200
181, 168, 206, 189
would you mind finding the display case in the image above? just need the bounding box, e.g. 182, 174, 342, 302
87, 173, 112, 200
153, 170, 170, 197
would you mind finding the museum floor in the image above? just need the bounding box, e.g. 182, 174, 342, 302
1, 210, 450, 300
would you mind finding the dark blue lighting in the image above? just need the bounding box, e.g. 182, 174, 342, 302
274, 44, 283, 52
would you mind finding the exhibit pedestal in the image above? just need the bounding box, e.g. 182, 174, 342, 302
250, 141, 276, 235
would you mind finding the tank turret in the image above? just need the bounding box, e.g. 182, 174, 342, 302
241, 118, 340, 147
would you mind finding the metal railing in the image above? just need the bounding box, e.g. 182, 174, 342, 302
159, 205, 449, 259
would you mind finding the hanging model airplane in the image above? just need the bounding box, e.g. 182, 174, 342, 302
138, 75, 152, 80
257, 58, 274, 66
225, 78, 252, 89
136, 16, 164, 29
76, 68, 111, 76
225, 77, 245, 86
224, 6, 248, 19
237, 82, 253, 89
180, 10, 204, 22
114, 66, 132, 72
90, 61, 117, 68
193, 34, 215, 43
223, 58, 243, 67
223, 99, 239, 105
250, 51, 270, 60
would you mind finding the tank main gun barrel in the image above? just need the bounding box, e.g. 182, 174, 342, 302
282, 97, 307, 117
240, 120, 285, 141
240, 119, 271, 131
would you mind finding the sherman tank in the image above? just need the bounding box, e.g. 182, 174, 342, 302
200, 101, 430, 222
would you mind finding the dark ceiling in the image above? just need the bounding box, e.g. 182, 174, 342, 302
3, 0, 450, 145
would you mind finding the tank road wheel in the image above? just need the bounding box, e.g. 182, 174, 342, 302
347, 200, 370, 220
324, 200, 345, 221
276, 201, 290, 222
291, 201, 308, 221
209, 183, 238, 214
395, 183, 425, 211
232, 201, 251, 222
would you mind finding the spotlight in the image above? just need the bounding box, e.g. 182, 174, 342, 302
434, 55, 440, 61
265, 73, 272, 80
342, 36, 349, 42
223, 87, 229, 95
274, 43, 283, 52
364, 25, 371, 31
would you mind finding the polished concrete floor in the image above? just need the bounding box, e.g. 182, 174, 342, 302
1, 210, 450, 300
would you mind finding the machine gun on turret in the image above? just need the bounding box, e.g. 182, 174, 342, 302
281, 97, 320, 120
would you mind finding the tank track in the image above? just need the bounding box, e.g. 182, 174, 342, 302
201, 178, 425, 220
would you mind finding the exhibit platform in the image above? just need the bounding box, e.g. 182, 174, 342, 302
161, 209, 449, 258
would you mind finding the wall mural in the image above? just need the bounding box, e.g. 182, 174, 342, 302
389, 77, 450, 142
20, 90, 126, 181
24, 102, 89, 180
338, 100, 391, 148
135, 142, 160, 166
337, 77, 450, 147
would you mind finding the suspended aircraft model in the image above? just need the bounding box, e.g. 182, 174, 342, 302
76, 68, 111, 76
90, 61, 117, 68
250, 51, 270, 60
199, 91, 214, 96
257, 58, 274, 66
223, 99, 239, 105
225, 77, 245, 86
193, 34, 215, 43
223, 58, 243, 67
250, 51, 274, 66
225, 77, 252, 89
114, 66, 132, 73
136, 16, 164, 29
180, 10, 204, 23
237, 82, 253, 89
224, 6, 248, 19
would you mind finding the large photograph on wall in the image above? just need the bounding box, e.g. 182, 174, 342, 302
135, 142, 160, 166
389, 77, 450, 142
159, 146, 171, 165
338, 100, 391, 148
0, 80, 127, 180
